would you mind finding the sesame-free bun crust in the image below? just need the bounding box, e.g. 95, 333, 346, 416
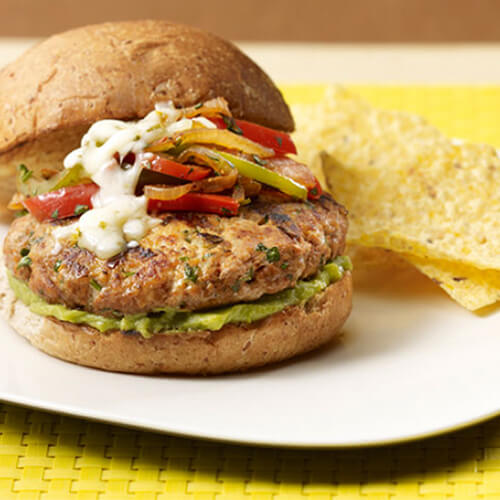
0, 265, 352, 374
0, 20, 294, 153
0, 20, 294, 206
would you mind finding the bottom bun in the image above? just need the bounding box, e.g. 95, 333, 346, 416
0, 266, 352, 374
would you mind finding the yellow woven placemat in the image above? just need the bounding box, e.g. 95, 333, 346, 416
2, 402, 500, 499
1, 85, 500, 499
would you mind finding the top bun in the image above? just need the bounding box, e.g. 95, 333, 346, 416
0, 20, 294, 204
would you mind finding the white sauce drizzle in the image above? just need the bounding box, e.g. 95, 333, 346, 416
53, 103, 216, 259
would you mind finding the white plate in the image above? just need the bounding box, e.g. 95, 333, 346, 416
0, 222, 499, 448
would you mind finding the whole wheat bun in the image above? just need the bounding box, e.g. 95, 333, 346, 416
0, 20, 294, 206
0, 263, 352, 374
0, 20, 351, 375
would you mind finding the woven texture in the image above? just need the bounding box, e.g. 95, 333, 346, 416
1, 85, 500, 498
2, 402, 500, 499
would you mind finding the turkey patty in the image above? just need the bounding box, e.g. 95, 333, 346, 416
4, 194, 347, 315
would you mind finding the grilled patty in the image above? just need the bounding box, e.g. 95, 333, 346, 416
4, 194, 347, 315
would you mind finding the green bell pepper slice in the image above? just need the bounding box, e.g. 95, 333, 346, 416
218, 151, 308, 200
17, 164, 87, 197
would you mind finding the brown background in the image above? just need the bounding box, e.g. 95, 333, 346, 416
0, 0, 499, 41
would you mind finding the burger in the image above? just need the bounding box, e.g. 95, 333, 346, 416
0, 20, 352, 374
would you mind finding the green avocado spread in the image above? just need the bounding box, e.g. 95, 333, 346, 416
7, 256, 351, 338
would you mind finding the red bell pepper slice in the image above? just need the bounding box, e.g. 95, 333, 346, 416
145, 154, 211, 181
23, 183, 99, 222
148, 193, 239, 216
308, 178, 323, 200
209, 118, 297, 155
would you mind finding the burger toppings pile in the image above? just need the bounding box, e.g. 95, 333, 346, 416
9, 98, 322, 260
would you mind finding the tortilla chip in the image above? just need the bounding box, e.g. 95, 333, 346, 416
404, 254, 500, 311
320, 143, 500, 271
291, 86, 500, 310
348, 245, 500, 310
292, 86, 500, 270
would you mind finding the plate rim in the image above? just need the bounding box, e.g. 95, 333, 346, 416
2, 390, 499, 448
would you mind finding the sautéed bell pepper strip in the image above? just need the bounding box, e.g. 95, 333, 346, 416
147, 128, 274, 158
308, 178, 323, 200
217, 152, 308, 200
22, 183, 99, 222
209, 117, 297, 155
144, 155, 211, 181
16, 164, 87, 198
148, 193, 239, 216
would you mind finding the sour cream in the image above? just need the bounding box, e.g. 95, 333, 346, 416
53, 103, 216, 259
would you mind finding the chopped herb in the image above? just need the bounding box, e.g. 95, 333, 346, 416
231, 280, 241, 292
310, 187, 318, 196
243, 266, 254, 282
17, 256, 32, 269
207, 155, 220, 162
74, 204, 89, 216
252, 155, 267, 166
122, 271, 136, 278
275, 136, 283, 147
179, 256, 189, 262
220, 207, 233, 216
20, 248, 30, 257
51, 209, 59, 219
184, 263, 199, 283
187, 167, 194, 176
18, 164, 32, 183
54, 260, 62, 273
72, 229, 82, 247
262, 214, 269, 224
194, 102, 203, 109
14, 209, 28, 218
266, 246, 280, 263
90, 278, 102, 291
182, 229, 192, 243
256, 240, 280, 264
222, 115, 243, 135
280, 261, 289, 270
146, 124, 161, 132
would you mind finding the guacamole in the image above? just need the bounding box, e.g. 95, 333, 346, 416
7, 256, 351, 338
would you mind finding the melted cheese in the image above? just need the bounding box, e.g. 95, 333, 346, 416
54, 103, 216, 260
